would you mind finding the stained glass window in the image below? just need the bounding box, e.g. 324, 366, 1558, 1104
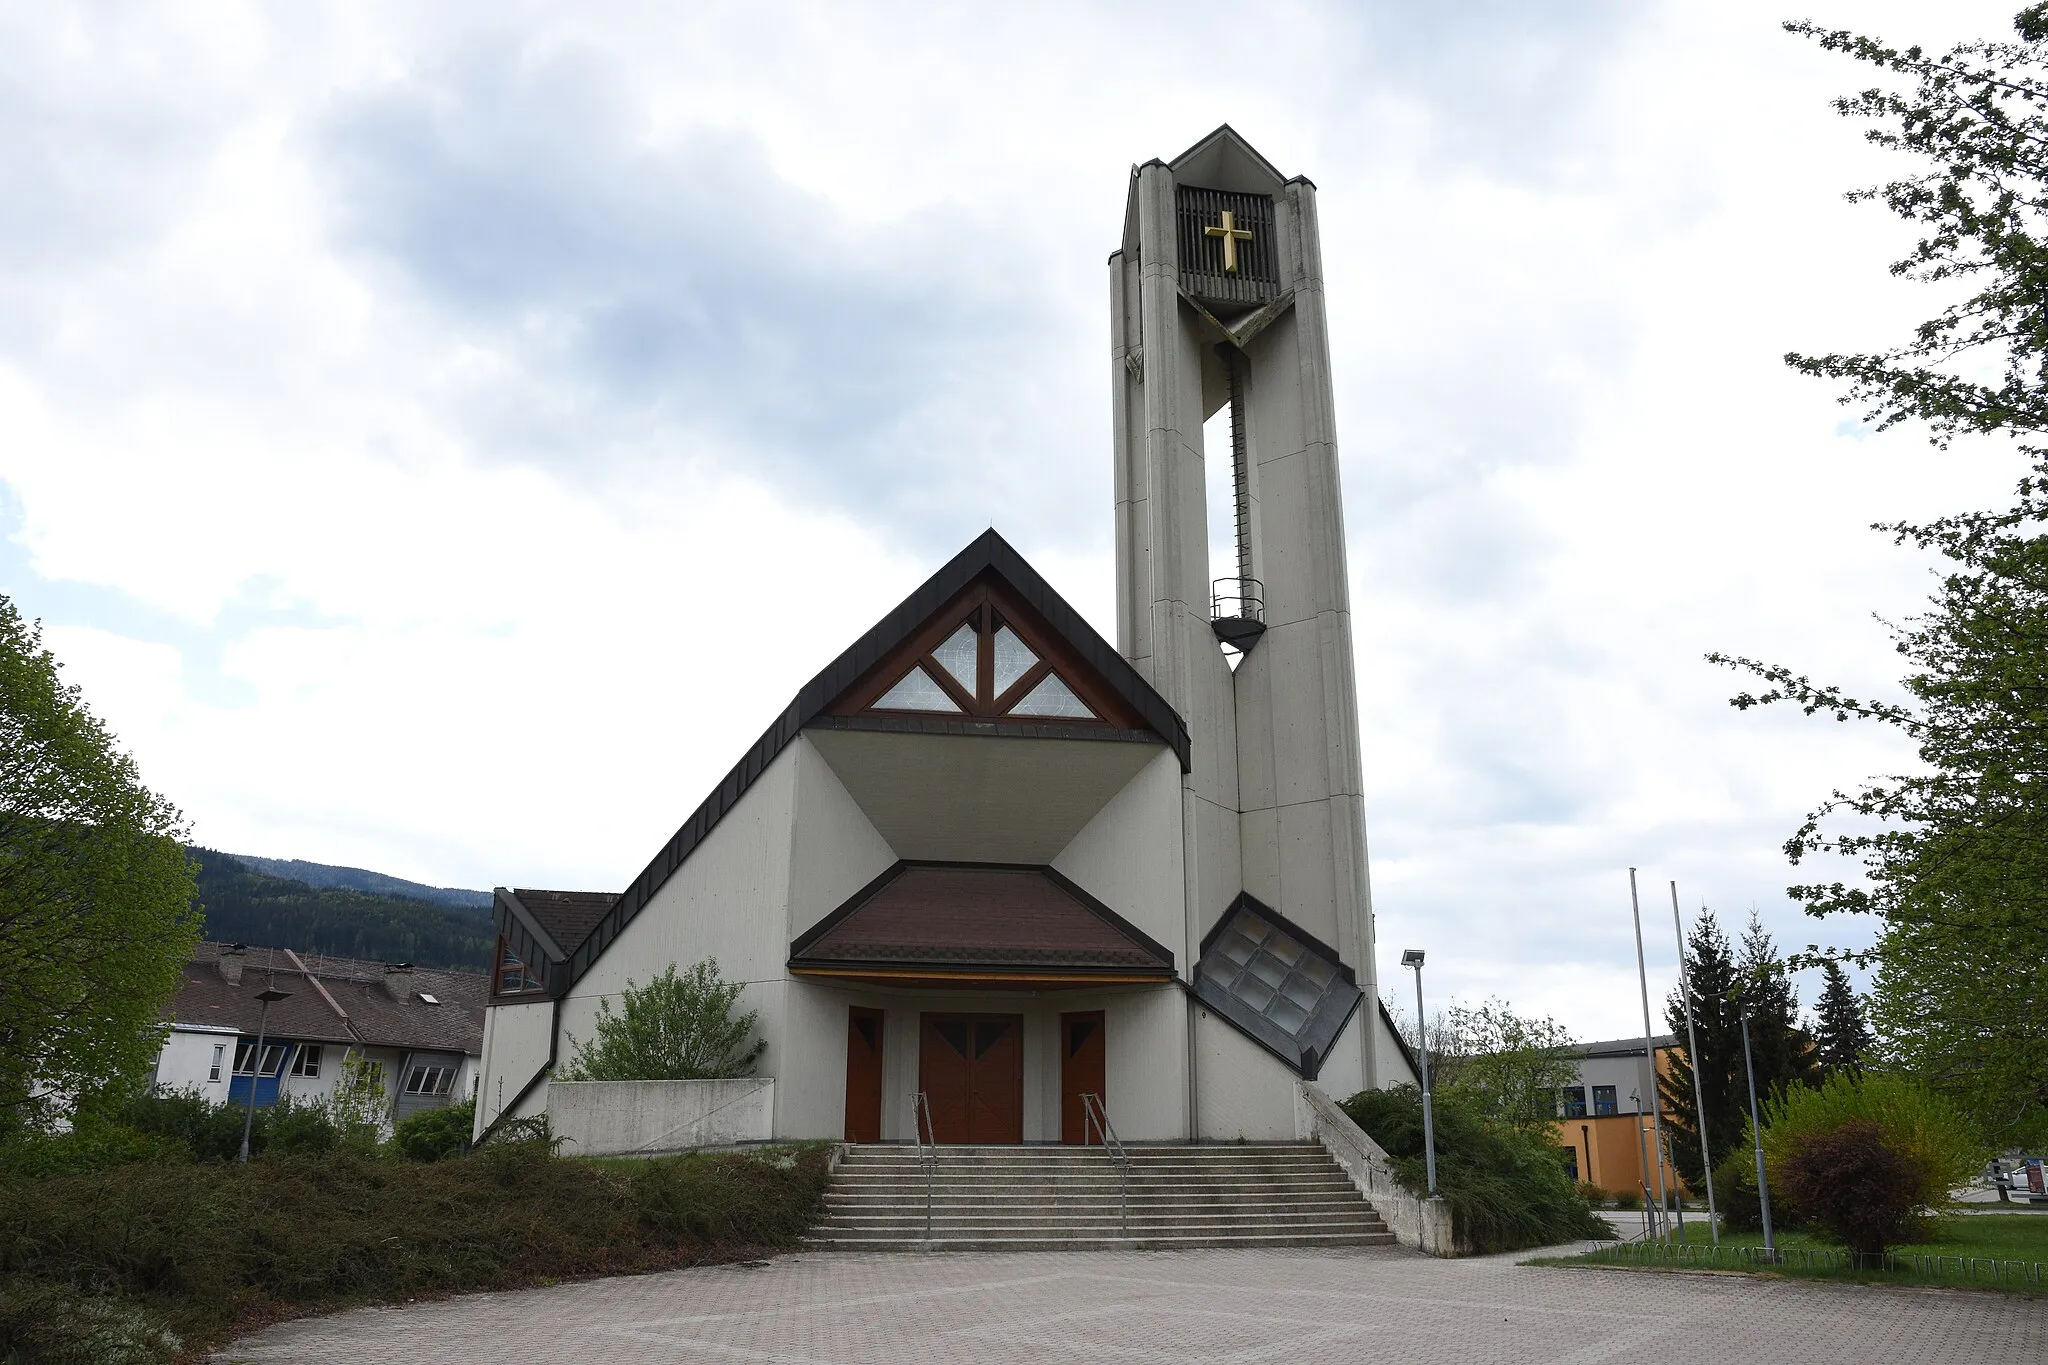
874, 665, 963, 712
991, 625, 1037, 696
1011, 673, 1094, 718
1192, 898, 1361, 1078
931, 623, 980, 693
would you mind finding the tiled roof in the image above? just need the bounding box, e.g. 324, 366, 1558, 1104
790, 864, 1175, 974
1570, 1035, 1681, 1058
509, 889, 619, 958
166, 942, 484, 1055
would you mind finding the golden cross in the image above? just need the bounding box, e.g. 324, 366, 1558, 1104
1204, 209, 1253, 273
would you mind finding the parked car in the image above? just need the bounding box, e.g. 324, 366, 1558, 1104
1989, 1156, 2048, 1204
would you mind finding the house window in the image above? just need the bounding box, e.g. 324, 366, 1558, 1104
1559, 1086, 1587, 1119
1593, 1085, 1618, 1117
1562, 1145, 1580, 1181
234, 1042, 288, 1076
292, 1045, 322, 1078
208, 1045, 225, 1083
405, 1065, 456, 1097
496, 938, 542, 995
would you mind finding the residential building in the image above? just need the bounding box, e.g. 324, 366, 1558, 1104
153, 942, 485, 1132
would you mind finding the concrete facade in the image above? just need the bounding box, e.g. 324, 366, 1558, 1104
548, 1079, 775, 1156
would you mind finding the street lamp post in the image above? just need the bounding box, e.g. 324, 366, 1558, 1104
238, 987, 292, 1164
1401, 949, 1438, 1198
1739, 1007, 1777, 1261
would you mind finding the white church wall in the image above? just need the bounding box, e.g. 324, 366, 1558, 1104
1049, 747, 1184, 952
1316, 1003, 1368, 1102
775, 977, 861, 1139
785, 734, 898, 940
1100, 986, 1187, 1142
549, 746, 799, 1125
1375, 1007, 1421, 1089
1194, 1006, 1303, 1141
476, 998, 554, 1135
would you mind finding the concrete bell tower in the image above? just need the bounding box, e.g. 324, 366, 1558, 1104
1109, 126, 1380, 1104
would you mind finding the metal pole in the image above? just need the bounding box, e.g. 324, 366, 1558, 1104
238, 997, 270, 1164
1672, 883, 1718, 1244
1628, 869, 1671, 1238
1630, 1087, 1655, 1239
1740, 1009, 1776, 1261
1412, 964, 1438, 1198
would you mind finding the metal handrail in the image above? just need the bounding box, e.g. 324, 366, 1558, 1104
1211, 576, 1265, 623
909, 1091, 937, 1240
1081, 1092, 1129, 1235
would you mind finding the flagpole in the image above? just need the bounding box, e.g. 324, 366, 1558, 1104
1629, 868, 1672, 1238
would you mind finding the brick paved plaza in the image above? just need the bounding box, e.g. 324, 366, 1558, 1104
220, 1247, 2047, 1364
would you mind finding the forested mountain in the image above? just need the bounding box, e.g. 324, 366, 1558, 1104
189, 848, 493, 972
227, 853, 491, 910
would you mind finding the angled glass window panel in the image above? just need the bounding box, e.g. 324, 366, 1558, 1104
1011, 672, 1095, 718
1268, 996, 1310, 1032
1218, 930, 1259, 967
991, 625, 1038, 696
1279, 973, 1323, 1011
1236, 975, 1277, 1011
931, 623, 980, 693
1248, 952, 1290, 988
1298, 955, 1336, 988
1265, 933, 1304, 966
873, 665, 963, 713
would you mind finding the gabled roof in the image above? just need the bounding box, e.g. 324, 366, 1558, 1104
167, 942, 485, 1055
506, 529, 1188, 1001
790, 861, 1176, 983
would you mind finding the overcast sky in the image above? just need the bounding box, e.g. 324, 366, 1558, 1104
4, 1, 2031, 1042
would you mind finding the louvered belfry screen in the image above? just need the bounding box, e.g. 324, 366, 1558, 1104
1176, 185, 1280, 307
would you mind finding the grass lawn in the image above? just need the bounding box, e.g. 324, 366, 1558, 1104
1529, 1213, 2048, 1293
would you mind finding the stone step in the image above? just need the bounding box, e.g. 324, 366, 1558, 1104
801, 1230, 1397, 1252
815, 1215, 1387, 1235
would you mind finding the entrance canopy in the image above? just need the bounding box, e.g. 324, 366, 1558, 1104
789, 862, 1176, 990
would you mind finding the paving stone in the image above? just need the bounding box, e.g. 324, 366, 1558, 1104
216, 1246, 2048, 1364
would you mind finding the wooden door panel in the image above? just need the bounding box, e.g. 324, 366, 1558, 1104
1060, 1010, 1106, 1145
843, 1007, 884, 1143
920, 1013, 1021, 1144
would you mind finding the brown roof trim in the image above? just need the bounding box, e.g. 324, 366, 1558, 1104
540, 531, 1189, 1001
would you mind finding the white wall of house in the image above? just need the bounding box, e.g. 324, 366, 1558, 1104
1195, 1006, 1304, 1140
786, 734, 898, 940
153, 1024, 239, 1097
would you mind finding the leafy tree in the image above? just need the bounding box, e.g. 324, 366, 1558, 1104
1659, 907, 1747, 1189
1712, 9, 2048, 1143
0, 599, 199, 1134
327, 1051, 391, 1146
561, 960, 765, 1082
1812, 961, 1876, 1078
1390, 997, 1577, 1133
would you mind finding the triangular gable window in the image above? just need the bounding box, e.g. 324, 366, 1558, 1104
838, 577, 1134, 727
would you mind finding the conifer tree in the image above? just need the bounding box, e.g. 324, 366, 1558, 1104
1734, 912, 1821, 1101
1812, 961, 1876, 1078
1659, 907, 1746, 1188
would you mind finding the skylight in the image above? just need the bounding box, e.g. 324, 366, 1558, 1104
418, 992, 441, 1006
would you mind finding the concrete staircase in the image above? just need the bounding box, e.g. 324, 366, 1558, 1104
806, 1141, 1396, 1251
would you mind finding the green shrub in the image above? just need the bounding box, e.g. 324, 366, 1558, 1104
561, 960, 766, 1080
1574, 1181, 1605, 1205
0, 1123, 189, 1179
121, 1088, 339, 1162
0, 1142, 831, 1355
1341, 1085, 1611, 1253
0, 1280, 181, 1365
393, 1100, 474, 1162
1610, 1188, 1639, 1211
1778, 1118, 1925, 1255
1756, 1071, 1983, 1214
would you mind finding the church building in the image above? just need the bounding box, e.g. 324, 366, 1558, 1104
475, 127, 1416, 1147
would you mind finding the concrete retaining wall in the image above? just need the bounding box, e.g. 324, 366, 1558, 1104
548, 1079, 774, 1157
1296, 1081, 1464, 1256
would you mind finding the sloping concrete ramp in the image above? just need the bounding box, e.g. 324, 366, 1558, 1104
807, 1141, 1395, 1251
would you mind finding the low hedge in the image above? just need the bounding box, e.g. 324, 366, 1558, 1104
0, 1135, 832, 1363
1343, 1084, 1612, 1253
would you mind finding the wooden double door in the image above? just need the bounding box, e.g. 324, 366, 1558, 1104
846, 1008, 1108, 1145
919, 1013, 1023, 1144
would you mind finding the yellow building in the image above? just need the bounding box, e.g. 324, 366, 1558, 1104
1552, 1035, 1693, 1201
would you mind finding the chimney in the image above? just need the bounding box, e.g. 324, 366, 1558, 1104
218, 944, 247, 986
382, 962, 414, 1000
